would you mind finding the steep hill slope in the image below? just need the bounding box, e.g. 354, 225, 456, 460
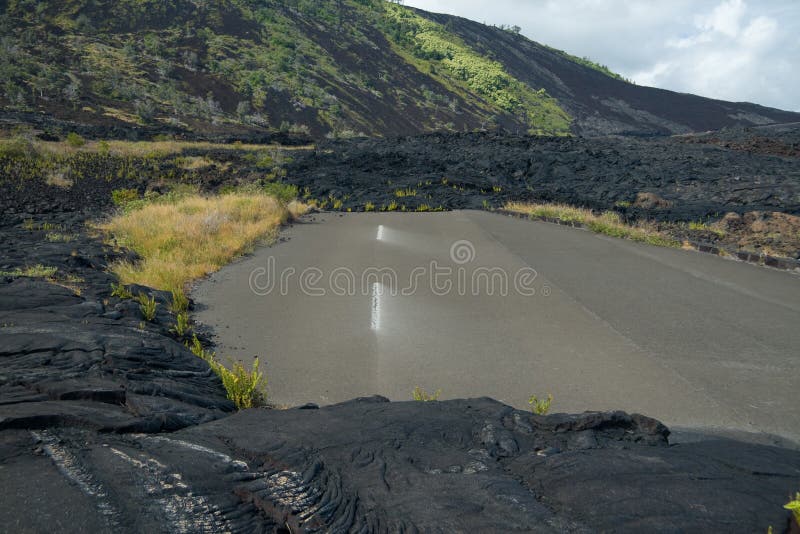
1, 0, 797, 139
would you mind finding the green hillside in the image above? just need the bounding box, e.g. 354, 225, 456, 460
0, 0, 576, 137
2, 0, 796, 139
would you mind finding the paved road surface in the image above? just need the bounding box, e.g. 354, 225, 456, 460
194, 211, 800, 442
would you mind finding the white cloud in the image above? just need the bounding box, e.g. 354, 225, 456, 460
404, 0, 800, 111
697, 0, 746, 37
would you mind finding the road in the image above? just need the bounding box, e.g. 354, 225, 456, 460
194, 211, 800, 442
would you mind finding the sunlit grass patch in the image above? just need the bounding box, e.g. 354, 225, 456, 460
688, 220, 726, 237
99, 192, 294, 294
412, 386, 441, 402
45, 232, 77, 242
5, 137, 313, 159
504, 201, 680, 248
0, 264, 59, 279
174, 155, 217, 170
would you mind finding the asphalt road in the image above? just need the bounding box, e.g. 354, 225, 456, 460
194, 211, 800, 442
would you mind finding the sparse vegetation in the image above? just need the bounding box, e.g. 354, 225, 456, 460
169, 288, 189, 313
529, 393, 553, 415
0, 137, 36, 159
0, 0, 580, 137
65, 132, 86, 148
110, 282, 134, 300
22, 219, 62, 232
504, 202, 680, 248
688, 221, 726, 237
412, 386, 442, 402
188, 334, 215, 361
0, 265, 59, 279
395, 188, 417, 198
187, 335, 266, 409
45, 232, 77, 242
785, 492, 800, 522
111, 188, 140, 209
170, 312, 191, 337
214, 357, 266, 410
136, 292, 157, 322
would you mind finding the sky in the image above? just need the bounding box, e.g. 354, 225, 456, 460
403, 0, 800, 112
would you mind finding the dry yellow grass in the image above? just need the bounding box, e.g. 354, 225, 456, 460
504, 201, 679, 248
2, 137, 313, 158
100, 193, 291, 292
98, 140, 312, 158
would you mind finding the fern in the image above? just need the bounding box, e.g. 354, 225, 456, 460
529, 393, 553, 415
135, 292, 157, 321
170, 312, 190, 337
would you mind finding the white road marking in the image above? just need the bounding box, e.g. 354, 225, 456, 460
371, 282, 382, 331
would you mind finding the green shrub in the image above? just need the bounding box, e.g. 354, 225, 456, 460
136, 292, 157, 321
112, 188, 140, 208
412, 386, 441, 402
66, 132, 86, 148
529, 393, 553, 415
0, 137, 36, 159
262, 182, 298, 203
110, 282, 134, 299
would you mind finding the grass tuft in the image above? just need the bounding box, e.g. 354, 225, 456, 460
0, 265, 59, 279
395, 188, 417, 198
169, 288, 189, 313
412, 386, 441, 402
505, 201, 680, 248
45, 232, 77, 242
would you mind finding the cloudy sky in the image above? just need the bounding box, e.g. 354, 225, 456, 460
403, 0, 799, 111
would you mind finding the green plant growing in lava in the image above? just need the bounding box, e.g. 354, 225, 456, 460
169, 288, 189, 313
529, 393, 553, 415
785, 492, 800, 523
187, 335, 266, 409
170, 312, 191, 337
136, 292, 157, 321
413, 386, 441, 402
110, 282, 133, 299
